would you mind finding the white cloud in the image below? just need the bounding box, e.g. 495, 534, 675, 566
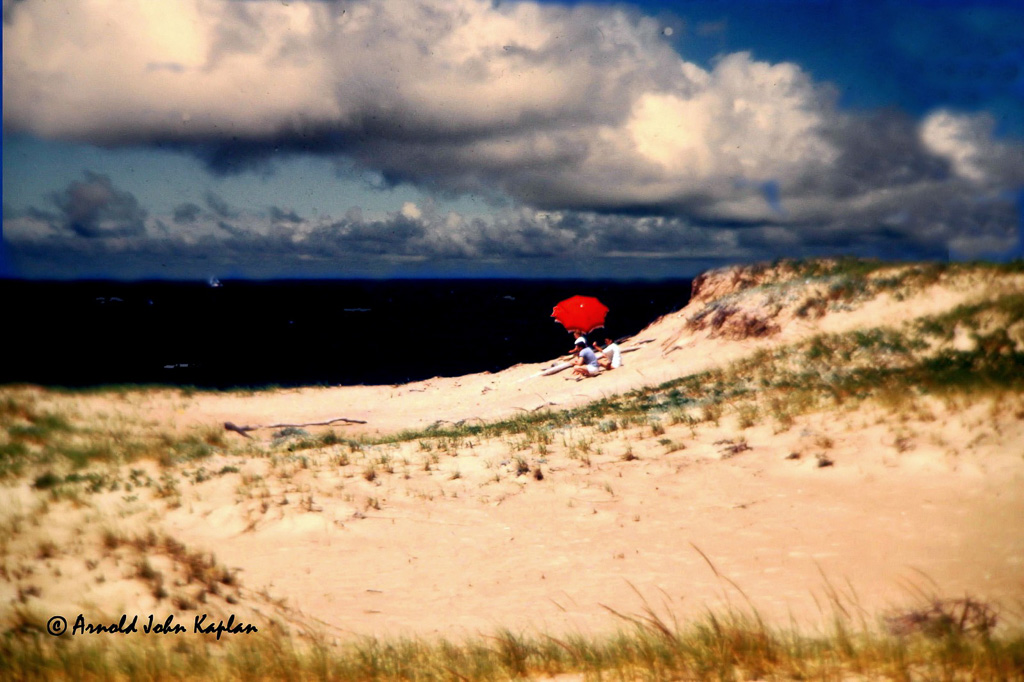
4, 1, 825, 188
920, 111, 991, 183
627, 54, 837, 178
399, 202, 422, 221
920, 110, 1024, 189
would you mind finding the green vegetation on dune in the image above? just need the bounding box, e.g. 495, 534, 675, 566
772, 256, 1023, 283
2, 601, 1021, 681
0, 386, 237, 480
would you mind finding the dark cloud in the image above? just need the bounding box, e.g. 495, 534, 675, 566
6, 190, 1019, 281
173, 202, 203, 224
48, 171, 147, 238
205, 192, 238, 219
815, 110, 952, 199
314, 216, 427, 256
188, 133, 353, 177
216, 220, 250, 239
6, 156, 1020, 281
269, 206, 303, 224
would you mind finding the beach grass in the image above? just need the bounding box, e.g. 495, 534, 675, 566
2, 600, 1021, 681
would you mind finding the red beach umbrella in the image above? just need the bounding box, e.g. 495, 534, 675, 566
551, 295, 609, 334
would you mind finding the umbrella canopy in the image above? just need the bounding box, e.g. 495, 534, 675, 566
551, 295, 609, 334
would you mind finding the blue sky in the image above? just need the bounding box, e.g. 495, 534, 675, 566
3, 0, 1023, 280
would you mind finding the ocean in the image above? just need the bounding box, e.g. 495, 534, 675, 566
1, 278, 691, 389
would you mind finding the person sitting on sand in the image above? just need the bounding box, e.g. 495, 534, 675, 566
573, 344, 601, 378
594, 336, 622, 370
569, 330, 587, 356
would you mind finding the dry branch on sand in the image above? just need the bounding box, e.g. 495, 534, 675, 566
223, 416, 367, 438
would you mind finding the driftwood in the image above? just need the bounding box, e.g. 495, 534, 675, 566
540, 361, 575, 377
224, 416, 367, 438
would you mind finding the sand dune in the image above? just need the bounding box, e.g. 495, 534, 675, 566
2, 260, 1023, 644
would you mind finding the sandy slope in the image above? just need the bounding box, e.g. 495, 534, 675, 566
2, 262, 1023, 642
162, 264, 1017, 438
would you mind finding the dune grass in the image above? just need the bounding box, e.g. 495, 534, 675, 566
2, 600, 1022, 681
